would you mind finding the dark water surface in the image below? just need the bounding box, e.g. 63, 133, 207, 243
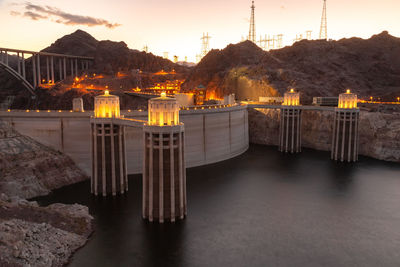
36, 145, 400, 267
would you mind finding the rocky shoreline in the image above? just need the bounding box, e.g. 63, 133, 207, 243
0, 194, 93, 266
248, 108, 400, 162
0, 120, 93, 266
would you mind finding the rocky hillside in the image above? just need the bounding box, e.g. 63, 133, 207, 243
183, 31, 400, 103
248, 108, 400, 162
0, 120, 88, 199
41, 29, 187, 74
42, 30, 99, 57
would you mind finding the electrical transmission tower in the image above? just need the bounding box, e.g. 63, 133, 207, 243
163, 52, 169, 60
306, 31, 312, 40
200, 32, 211, 58
248, 1, 256, 42
276, 34, 283, 48
319, 0, 327, 40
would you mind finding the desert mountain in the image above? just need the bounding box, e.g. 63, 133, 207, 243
41, 29, 188, 74
183, 31, 400, 103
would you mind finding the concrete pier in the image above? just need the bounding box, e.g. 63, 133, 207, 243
279, 107, 302, 153
331, 90, 359, 162
142, 93, 187, 222
279, 89, 302, 153
91, 91, 128, 196
91, 120, 128, 196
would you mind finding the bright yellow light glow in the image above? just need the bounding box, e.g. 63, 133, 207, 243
161, 91, 167, 98
148, 95, 179, 126
283, 89, 300, 106
94, 91, 120, 118
338, 90, 357, 109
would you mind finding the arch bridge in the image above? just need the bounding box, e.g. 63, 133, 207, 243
0, 47, 94, 95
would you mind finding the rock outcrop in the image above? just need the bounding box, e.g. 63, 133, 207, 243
0, 120, 88, 199
183, 31, 400, 103
0, 194, 93, 267
248, 108, 400, 162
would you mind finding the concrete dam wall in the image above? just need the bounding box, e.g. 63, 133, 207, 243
0, 105, 249, 175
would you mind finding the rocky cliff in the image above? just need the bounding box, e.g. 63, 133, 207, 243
0, 120, 88, 199
248, 108, 400, 162
183, 31, 400, 103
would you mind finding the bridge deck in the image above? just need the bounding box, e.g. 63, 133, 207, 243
0, 47, 94, 59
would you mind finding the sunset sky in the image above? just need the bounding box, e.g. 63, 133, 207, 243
0, 0, 399, 62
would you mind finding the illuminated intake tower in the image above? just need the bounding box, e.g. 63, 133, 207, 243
331, 90, 359, 162
90, 90, 128, 196
279, 89, 302, 153
143, 93, 187, 222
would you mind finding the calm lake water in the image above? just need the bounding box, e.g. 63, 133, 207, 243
36, 145, 400, 267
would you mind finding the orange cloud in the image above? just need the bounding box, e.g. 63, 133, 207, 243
11, 2, 121, 29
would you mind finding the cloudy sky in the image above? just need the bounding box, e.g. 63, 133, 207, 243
0, 0, 399, 62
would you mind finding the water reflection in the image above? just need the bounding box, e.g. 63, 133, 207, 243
328, 161, 355, 193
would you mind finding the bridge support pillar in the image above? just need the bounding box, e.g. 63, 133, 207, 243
331, 108, 359, 162
63, 58, 66, 80
32, 54, 37, 87
37, 55, 41, 85
46, 56, 49, 83
22, 53, 25, 79
75, 58, 78, 77
50, 56, 54, 83
279, 107, 302, 153
17, 52, 21, 74
70, 59, 73, 78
